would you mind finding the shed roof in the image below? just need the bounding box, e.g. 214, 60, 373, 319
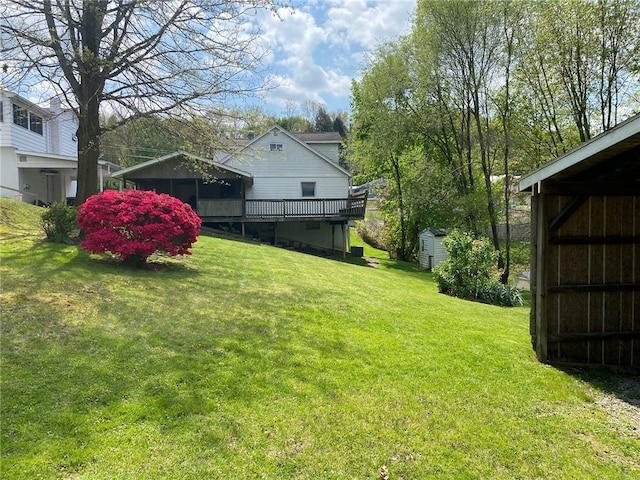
420, 227, 448, 237
518, 113, 640, 193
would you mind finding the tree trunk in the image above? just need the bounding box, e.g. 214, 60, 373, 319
73, 1, 106, 205
75, 101, 101, 205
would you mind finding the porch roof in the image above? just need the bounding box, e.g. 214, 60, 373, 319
112, 151, 253, 181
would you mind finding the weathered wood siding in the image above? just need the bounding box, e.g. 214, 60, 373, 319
531, 189, 640, 369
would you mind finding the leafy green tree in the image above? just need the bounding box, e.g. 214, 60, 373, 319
313, 106, 334, 132
351, 0, 639, 278
100, 116, 184, 167
350, 42, 421, 260
333, 116, 347, 138
276, 115, 312, 133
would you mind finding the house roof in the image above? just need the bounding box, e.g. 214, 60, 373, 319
1, 89, 53, 117
518, 113, 640, 192
221, 125, 351, 177
112, 151, 252, 179
293, 132, 342, 143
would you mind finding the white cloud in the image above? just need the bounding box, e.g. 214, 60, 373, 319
326, 0, 415, 49
254, 0, 416, 114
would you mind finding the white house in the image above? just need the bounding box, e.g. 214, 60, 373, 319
418, 228, 448, 270
113, 125, 366, 254
0, 89, 118, 204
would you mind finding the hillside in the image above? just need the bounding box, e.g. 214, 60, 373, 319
1, 197, 638, 479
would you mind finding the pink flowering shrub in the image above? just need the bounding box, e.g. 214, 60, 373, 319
77, 190, 202, 266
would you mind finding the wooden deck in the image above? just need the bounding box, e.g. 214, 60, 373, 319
197, 196, 367, 221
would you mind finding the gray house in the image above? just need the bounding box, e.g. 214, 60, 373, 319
113, 126, 366, 255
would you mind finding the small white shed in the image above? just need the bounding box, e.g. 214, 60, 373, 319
418, 228, 448, 270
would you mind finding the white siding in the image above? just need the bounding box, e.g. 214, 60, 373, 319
245, 177, 348, 200
433, 236, 448, 267
0, 97, 10, 147
14, 125, 47, 152
418, 231, 430, 268
307, 143, 339, 164
418, 230, 448, 270
56, 110, 78, 157
0, 146, 20, 198
226, 130, 349, 200
0, 92, 78, 156
1, 91, 80, 202
8, 100, 48, 153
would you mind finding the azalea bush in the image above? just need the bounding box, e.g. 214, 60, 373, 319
433, 229, 522, 307
77, 190, 201, 266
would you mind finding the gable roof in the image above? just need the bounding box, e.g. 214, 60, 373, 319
112, 151, 252, 179
518, 113, 640, 192
221, 124, 351, 177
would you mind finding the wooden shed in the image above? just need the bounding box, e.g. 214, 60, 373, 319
518, 114, 640, 371
418, 228, 448, 270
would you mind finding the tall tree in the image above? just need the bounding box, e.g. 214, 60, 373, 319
333, 115, 347, 138
2, 0, 280, 204
415, 0, 505, 259
313, 105, 333, 132
351, 0, 639, 272
351, 43, 419, 260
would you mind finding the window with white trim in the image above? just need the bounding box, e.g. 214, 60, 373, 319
29, 113, 43, 134
269, 143, 283, 151
13, 104, 28, 129
12, 103, 44, 135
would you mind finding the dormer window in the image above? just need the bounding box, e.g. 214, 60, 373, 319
270, 143, 283, 152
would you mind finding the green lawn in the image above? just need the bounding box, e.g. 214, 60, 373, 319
1, 198, 638, 479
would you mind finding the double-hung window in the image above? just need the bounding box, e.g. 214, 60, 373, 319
269, 143, 283, 152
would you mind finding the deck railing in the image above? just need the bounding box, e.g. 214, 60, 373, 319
198, 195, 366, 220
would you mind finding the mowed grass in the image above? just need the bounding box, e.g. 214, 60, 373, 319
1, 198, 638, 479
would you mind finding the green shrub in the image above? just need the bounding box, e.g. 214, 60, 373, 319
41, 202, 78, 243
355, 219, 387, 252
433, 229, 522, 307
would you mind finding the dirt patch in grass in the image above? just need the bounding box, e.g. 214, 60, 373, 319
595, 375, 640, 438
364, 256, 380, 268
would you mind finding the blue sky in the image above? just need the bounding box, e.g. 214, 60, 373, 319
254, 0, 417, 116
9, 1, 416, 119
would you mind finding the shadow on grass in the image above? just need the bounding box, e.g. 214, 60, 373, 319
2, 279, 353, 474
563, 367, 640, 409
2, 238, 198, 278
